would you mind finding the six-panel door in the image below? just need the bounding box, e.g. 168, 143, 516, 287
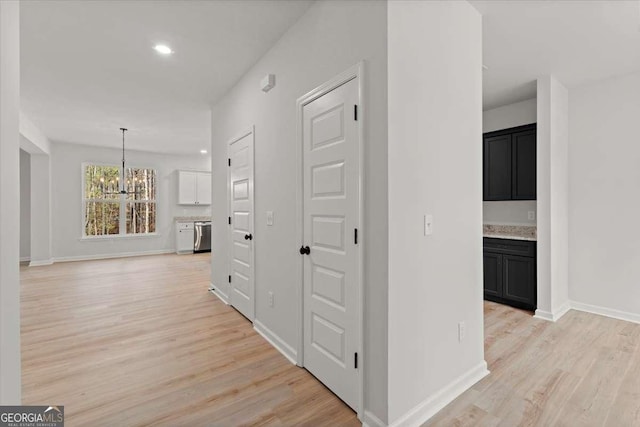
302, 77, 359, 410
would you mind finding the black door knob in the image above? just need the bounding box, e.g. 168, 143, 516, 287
244, 234, 253, 241
299, 245, 310, 255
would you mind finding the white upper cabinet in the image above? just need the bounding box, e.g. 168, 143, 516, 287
196, 172, 211, 205
178, 170, 211, 205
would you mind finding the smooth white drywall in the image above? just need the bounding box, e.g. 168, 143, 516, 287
483, 98, 537, 226
569, 71, 640, 317
483, 98, 536, 133
483, 201, 536, 226
29, 153, 52, 265
20, 111, 50, 155
20, 149, 31, 261
51, 142, 211, 260
536, 75, 569, 318
0, 0, 22, 404
387, 0, 484, 423
210, 0, 388, 421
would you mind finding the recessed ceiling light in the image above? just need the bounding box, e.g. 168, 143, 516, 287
154, 44, 173, 55
200, 149, 208, 154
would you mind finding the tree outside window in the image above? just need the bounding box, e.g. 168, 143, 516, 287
84, 165, 157, 236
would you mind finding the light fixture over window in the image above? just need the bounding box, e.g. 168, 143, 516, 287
154, 44, 173, 55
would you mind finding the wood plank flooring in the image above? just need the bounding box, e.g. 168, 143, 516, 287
21, 254, 358, 427
424, 301, 640, 427
22, 255, 640, 426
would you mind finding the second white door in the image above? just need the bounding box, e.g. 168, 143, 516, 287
302, 77, 360, 410
228, 129, 255, 321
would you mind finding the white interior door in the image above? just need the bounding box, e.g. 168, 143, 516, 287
228, 130, 255, 321
302, 77, 360, 410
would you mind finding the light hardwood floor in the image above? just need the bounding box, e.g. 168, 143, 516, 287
425, 301, 640, 427
21, 254, 358, 426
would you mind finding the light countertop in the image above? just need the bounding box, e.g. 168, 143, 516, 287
483, 224, 536, 241
175, 216, 211, 222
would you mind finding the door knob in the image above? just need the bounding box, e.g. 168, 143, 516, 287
299, 245, 310, 255
244, 234, 253, 240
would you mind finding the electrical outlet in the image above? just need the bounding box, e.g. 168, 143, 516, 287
268, 291, 274, 307
458, 322, 466, 342
528, 211, 536, 221
267, 211, 274, 226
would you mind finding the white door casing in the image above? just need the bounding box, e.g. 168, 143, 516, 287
227, 128, 255, 321
300, 74, 361, 411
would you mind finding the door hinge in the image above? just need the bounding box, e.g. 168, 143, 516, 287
228, 275, 232, 283
228, 158, 231, 167
354, 228, 358, 245
354, 352, 358, 369
228, 216, 231, 225
354, 105, 358, 121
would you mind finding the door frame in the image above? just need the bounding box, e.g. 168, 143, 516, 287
295, 62, 365, 417
227, 125, 256, 321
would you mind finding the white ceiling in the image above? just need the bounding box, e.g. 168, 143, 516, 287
473, 0, 640, 110
20, 0, 313, 154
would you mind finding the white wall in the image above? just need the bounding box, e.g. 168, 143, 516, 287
20, 111, 51, 155
483, 98, 537, 226
569, 71, 640, 319
536, 75, 569, 320
483, 98, 536, 133
30, 153, 52, 265
387, 1, 485, 424
210, 1, 388, 422
51, 142, 211, 260
0, 0, 22, 404
20, 149, 31, 261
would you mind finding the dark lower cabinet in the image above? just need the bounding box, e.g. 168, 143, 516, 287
483, 238, 536, 311
483, 252, 502, 298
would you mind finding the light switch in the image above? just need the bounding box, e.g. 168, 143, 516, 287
266, 211, 274, 226
424, 214, 433, 236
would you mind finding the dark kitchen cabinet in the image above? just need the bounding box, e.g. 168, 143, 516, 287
483, 124, 536, 201
483, 134, 512, 200
483, 238, 536, 311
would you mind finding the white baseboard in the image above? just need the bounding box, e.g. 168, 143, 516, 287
253, 319, 298, 365
570, 300, 640, 325
28, 259, 53, 267
389, 361, 489, 427
363, 410, 386, 427
208, 284, 229, 305
534, 300, 571, 322
20, 256, 30, 263
53, 249, 174, 263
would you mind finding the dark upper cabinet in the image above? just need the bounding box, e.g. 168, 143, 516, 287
483, 134, 512, 200
483, 238, 536, 311
512, 129, 536, 200
483, 124, 536, 201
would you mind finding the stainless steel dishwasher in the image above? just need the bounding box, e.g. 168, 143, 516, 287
194, 221, 211, 253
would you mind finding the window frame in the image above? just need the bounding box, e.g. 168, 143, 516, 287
81, 162, 159, 239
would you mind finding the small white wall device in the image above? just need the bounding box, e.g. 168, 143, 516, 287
261, 74, 275, 92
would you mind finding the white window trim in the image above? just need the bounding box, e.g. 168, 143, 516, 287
81, 162, 159, 239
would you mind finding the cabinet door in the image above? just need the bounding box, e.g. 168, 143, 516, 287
178, 171, 197, 205
503, 255, 536, 307
483, 252, 503, 298
512, 129, 536, 200
196, 172, 211, 205
483, 134, 512, 200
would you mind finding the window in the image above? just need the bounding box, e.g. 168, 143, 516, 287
83, 165, 157, 237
